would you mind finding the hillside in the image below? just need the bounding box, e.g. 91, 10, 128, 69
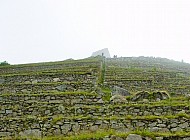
1, 56, 190, 140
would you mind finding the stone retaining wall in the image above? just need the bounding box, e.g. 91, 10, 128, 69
1, 116, 190, 138
0, 82, 96, 94
0, 73, 96, 84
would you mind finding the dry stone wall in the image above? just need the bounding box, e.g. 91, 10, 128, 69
1, 115, 190, 138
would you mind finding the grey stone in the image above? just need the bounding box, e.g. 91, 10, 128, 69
45, 110, 50, 115
136, 122, 145, 127
149, 127, 160, 132
110, 135, 123, 140
183, 137, 190, 140
148, 122, 157, 127
32, 80, 38, 84
179, 122, 189, 128
170, 123, 178, 128
97, 99, 104, 104
155, 137, 163, 140
6, 110, 12, 114
58, 105, 65, 112
21, 89, 30, 93
89, 125, 99, 132
111, 86, 131, 96
49, 100, 62, 103
145, 137, 152, 140
24, 81, 31, 84
53, 78, 60, 82
160, 128, 170, 132
152, 91, 170, 100
44, 78, 51, 82
0, 78, 5, 84
72, 123, 80, 132
0, 132, 11, 137
157, 124, 166, 127
61, 124, 71, 134
103, 136, 111, 140
142, 99, 149, 103
126, 134, 142, 140
131, 91, 150, 101
56, 84, 67, 91
171, 127, 183, 132
110, 95, 127, 103
19, 129, 42, 138
179, 110, 186, 114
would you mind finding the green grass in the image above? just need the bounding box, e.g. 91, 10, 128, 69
101, 87, 111, 101
0, 91, 98, 97
12, 129, 190, 140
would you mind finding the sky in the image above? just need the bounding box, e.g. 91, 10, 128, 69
0, 0, 190, 64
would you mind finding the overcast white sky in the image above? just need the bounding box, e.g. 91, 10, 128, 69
0, 0, 190, 64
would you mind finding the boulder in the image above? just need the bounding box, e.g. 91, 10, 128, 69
53, 78, 61, 82
132, 91, 150, 102
111, 86, 130, 96
110, 95, 127, 104
56, 84, 67, 91
152, 91, 170, 100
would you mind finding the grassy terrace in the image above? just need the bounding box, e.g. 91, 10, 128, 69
42, 130, 190, 140
0, 67, 99, 77
1, 57, 190, 139
0, 81, 94, 86
0, 91, 98, 96
1, 113, 190, 122
1, 96, 190, 110
0, 57, 102, 68
0, 57, 103, 76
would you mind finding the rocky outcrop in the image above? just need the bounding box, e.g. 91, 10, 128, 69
111, 86, 131, 96
132, 91, 150, 102
110, 94, 127, 104
152, 91, 170, 101
132, 91, 170, 102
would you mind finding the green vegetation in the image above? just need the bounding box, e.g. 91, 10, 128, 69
101, 86, 111, 101
0, 61, 10, 66
1, 56, 190, 139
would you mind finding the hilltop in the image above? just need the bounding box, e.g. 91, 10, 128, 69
1, 56, 190, 140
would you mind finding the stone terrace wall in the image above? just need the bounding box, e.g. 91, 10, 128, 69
1, 116, 190, 137
0, 82, 96, 94
0, 72, 97, 84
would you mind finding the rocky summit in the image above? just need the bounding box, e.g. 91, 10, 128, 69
1, 56, 190, 140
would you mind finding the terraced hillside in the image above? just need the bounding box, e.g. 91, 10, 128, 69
1, 56, 190, 140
